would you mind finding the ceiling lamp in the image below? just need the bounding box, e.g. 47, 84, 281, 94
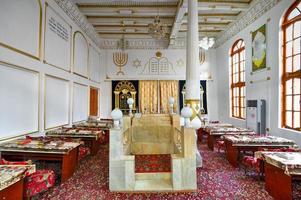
148, 0, 169, 39
148, 16, 169, 39
199, 37, 215, 50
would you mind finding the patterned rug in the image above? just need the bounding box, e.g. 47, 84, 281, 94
38, 143, 301, 200
135, 154, 171, 173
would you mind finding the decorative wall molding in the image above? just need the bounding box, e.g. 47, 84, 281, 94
100, 38, 187, 50
55, 0, 282, 49
54, 0, 100, 46
215, 0, 282, 47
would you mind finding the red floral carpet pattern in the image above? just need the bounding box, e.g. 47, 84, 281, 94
39, 143, 301, 200
135, 154, 171, 173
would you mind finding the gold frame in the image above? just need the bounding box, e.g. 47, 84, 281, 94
44, 74, 70, 130
72, 82, 89, 124
0, 0, 42, 60
0, 61, 40, 141
43, 2, 72, 72
73, 31, 89, 78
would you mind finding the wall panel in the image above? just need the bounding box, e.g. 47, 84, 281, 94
44, 3, 71, 71
73, 32, 88, 77
89, 45, 101, 82
45, 75, 69, 129
73, 83, 88, 122
0, 0, 41, 59
0, 62, 39, 139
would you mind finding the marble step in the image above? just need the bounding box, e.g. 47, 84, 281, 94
135, 172, 171, 180
134, 179, 173, 191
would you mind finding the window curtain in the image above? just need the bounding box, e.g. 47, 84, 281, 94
139, 80, 158, 114
159, 80, 178, 114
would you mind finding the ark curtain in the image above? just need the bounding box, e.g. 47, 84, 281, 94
159, 80, 179, 114
139, 80, 158, 114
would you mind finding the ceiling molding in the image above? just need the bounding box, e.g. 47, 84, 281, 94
215, 0, 282, 47
54, 0, 100, 46
100, 38, 186, 49
76, 1, 178, 7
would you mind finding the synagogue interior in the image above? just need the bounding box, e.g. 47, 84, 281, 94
1, 0, 301, 199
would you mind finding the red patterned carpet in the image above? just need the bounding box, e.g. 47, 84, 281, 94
39, 143, 301, 200
135, 154, 171, 173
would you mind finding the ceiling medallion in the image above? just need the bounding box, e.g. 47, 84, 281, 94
199, 37, 215, 50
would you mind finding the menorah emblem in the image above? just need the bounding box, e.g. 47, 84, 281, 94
113, 52, 128, 75
199, 51, 205, 65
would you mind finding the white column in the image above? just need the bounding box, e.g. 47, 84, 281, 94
185, 0, 202, 168
185, 0, 201, 128
186, 0, 200, 100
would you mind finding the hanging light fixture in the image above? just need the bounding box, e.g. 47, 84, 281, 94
199, 37, 215, 50
148, 1, 169, 39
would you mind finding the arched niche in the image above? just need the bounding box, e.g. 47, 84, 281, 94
73, 31, 89, 77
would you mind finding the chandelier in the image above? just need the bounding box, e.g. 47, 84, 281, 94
148, 0, 169, 40
199, 37, 215, 50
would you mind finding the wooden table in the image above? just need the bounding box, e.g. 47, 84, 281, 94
46, 128, 104, 155
198, 123, 234, 143
206, 128, 255, 151
0, 139, 80, 183
0, 166, 27, 200
224, 135, 296, 167
263, 152, 301, 200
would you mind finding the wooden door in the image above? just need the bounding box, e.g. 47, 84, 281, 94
90, 87, 99, 116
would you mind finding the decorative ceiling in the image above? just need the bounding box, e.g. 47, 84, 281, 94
68, 0, 283, 49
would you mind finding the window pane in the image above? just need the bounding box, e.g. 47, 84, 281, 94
287, 41, 293, 57
293, 112, 300, 128
293, 38, 301, 55
241, 108, 245, 118
286, 111, 293, 127
293, 54, 300, 72
286, 56, 293, 72
294, 78, 300, 94
240, 51, 245, 61
241, 71, 245, 82
287, 24, 293, 42
240, 61, 245, 71
234, 54, 238, 63
240, 97, 245, 107
286, 79, 293, 95
288, 8, 300, 21
294, 21, 301, 39
241, 87, 245, 96
294, 95, 300, 111
287, 95, 293, 110
235, 63, 239, 73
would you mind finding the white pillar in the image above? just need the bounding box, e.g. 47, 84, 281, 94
185, 0, 202, 168
185, 0, 201, 127
186, 0, 200, 100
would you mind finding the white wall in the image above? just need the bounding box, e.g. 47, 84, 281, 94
102, 49, 219, 119
0, 0, 104, 140
215, 0, 301, 145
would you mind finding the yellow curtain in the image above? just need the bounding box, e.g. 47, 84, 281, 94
139, 81, 158, 114
159, 80, 178, 114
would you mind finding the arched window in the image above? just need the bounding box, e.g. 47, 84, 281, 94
230, 39, 246, 119
282, 0, 301, 131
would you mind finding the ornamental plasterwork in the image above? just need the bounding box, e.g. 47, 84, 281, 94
54, 0, 100, 46
133, 59, 142, 68
55, 0, 282, 49
215, 0, 282, 47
